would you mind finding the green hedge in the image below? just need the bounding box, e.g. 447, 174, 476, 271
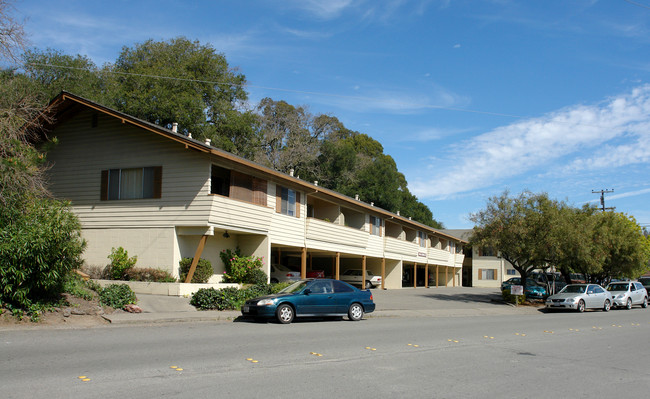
179, 258, 213, 283
190, 282, 291, 311
99, 284, 137, 309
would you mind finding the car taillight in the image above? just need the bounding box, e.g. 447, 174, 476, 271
369, 294, 373, 300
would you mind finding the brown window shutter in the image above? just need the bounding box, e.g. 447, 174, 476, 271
276, 185, 282, 213
252, 177, 267, 206
295, 192, 301, 218
153, 166, 163, 199
478, 269, 483, 280
100, 170, 108, 200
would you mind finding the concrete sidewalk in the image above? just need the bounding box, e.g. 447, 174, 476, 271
103, 286, 542, 325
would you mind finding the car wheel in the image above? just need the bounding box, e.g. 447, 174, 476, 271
642, 297, 648, 308
577, 299, 585, 313
348, 303, 364, 321
626, 298, 632, 310
270, 278, 279, 284
603, 299, 611, 312
364, 280, 371, 289
276, 304, 294, 324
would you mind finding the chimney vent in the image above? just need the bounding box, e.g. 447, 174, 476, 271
289, 169, 294, 177
188, 133, 192, 139
314, 181, 318, 186
397, 211, 400, 216
172, 122, 178, 133
355, 194, 359, 201
370, 202, 374, 206
205, 138, 211, 146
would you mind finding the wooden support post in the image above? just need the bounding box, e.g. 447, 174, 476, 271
184, 235, 208, 283
335, 252, 340, 280
453, 268, 457, 287
381, 257, 386, 290
425, 264, 429, 288
445, 267, 448, 287
361, 255, 367, 289
301, 247, 307, 279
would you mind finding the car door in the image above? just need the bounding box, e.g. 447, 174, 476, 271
585, 285, 601, 308
300, 280, 336, 315
630, 283, 642, 305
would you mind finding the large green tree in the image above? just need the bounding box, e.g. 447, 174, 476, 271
470, 191, 566, 292
1, 1, 85, 311
591, 212, 650, 281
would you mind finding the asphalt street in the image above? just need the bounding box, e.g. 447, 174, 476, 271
2, 305, 649, 398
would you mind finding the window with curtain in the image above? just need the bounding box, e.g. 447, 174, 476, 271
102, 166, 161, 200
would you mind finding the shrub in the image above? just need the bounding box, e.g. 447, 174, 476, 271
123, 267, 177, 282
245, 268, 268, 285
107, 247, 137, 280
219, 247, 242, 275
99, 284, 137, 309
63, 273, 97, 301
191, 287, 245, 310
0, 196, 86, 309
190, 282, 292, 311
179, 258, 213, 283
222, 254, 265, 284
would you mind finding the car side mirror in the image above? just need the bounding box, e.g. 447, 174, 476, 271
303, 289, 311, 295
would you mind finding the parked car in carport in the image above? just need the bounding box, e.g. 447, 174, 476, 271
545, 284, 612, 312
270, 264, 301, 283
606, 281, 648, 309
340, 269, 382, 289
241, 279, 375, 324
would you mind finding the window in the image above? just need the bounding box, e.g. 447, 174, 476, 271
506, 269, 517, 276
101, 166, 162, 200
333, 280, 354, 293
210, 165, 230, 196
211, 166, 267, 206
478, 247, 496, 257
370, 216, 382, 236
418, 231, 427, 248
478, 269, 496, 280
276, 185, 300, 217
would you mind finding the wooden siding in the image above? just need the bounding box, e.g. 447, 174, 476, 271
305, 218, 368, 252
209, 194, 273, 232
384, 237, 419, 257
46, 110, 213, 228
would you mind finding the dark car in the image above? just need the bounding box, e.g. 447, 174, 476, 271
241, 279, 376, 324
639, 277, 650, 294
501, 277, 548, 299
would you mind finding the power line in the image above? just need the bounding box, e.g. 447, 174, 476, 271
623, 0, 650, 10
23, 62, 527, 119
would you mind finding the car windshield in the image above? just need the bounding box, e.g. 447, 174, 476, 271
561, 285, 586, 294
275, 264, 291, 272
607, 283, 629, 291
278, 281, 308, 293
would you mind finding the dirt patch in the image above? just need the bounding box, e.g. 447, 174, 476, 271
0, 294, 114, 330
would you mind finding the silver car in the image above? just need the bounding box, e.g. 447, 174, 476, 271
545, 284, 612, 312
606, 281, 648, 309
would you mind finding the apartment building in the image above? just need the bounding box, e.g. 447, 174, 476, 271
39, 92, 465, 289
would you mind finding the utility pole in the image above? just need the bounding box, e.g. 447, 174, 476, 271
592, 189, 615, 211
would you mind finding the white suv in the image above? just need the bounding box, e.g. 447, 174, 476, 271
606, 281, 648, 309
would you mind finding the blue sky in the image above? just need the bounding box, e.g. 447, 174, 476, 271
12, 0, 650, 229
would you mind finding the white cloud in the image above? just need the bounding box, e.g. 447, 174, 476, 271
410, 84, 650, 199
